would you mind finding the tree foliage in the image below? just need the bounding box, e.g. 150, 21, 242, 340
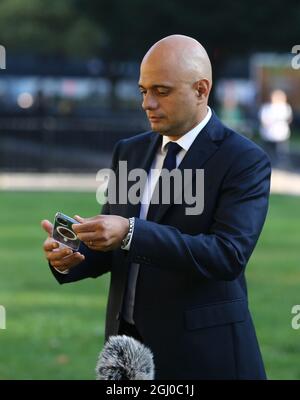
78, 0, 300, 61
1, 0, 300, 61
0, 0, 103, 56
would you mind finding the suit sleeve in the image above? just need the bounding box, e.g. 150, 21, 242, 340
129, 147, 271, 281
49, 140, 124, 284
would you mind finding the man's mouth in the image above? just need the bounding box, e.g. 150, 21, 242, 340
148, 116, 163, 121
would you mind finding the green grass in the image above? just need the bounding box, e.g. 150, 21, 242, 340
0, 192, 109, 380
0, 191, 299, 379
247, 195, 300, 379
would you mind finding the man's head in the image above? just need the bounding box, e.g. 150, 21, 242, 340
139, 34, 212, 138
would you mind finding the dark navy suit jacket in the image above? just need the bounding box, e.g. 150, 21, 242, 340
52, 112, 271, 379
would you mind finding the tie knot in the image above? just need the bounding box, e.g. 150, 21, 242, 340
166, 141, 182, 156
161, 141, 182, 172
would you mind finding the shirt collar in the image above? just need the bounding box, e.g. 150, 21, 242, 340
162, 106, 212, 153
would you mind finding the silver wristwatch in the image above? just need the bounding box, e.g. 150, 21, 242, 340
121, 217, 135, 250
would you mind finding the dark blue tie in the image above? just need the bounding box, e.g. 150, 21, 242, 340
147, 141, 182, 221
161, 141, 182, 171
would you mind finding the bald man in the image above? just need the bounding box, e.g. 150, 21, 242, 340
42, 35, 271, 379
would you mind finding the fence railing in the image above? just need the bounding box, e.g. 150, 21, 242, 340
0, 113, 148, 172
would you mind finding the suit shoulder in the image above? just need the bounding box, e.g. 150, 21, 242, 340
222, 127, 269, 160
117, 130, 155, 148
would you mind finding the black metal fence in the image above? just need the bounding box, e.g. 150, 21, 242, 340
0, 111, 148, 172
1, 113, 300, 173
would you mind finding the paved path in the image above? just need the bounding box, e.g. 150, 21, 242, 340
269, 169, 300, 196
0, 169, 300, 196
0, 173, 99, 192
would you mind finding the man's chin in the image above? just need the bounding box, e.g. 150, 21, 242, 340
149, 121, 169, 134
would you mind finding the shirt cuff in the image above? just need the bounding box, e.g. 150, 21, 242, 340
53, 266, 70, 274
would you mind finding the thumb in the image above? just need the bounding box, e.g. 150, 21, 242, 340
41, 219, 53, 237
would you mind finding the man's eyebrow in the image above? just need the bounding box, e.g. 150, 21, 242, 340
138, 84, 173, 89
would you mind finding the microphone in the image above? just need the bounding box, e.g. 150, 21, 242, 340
96, 335, 155, 380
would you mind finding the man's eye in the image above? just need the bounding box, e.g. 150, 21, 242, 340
157, 89, 169, 95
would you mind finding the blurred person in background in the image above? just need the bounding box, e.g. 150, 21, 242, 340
219, 95, 245, 133
259, 89, 293, 166
42, 34, 271, 379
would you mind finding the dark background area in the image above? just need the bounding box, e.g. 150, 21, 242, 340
0, 0, 300, 171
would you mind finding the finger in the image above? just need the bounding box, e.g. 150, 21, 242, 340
72, 220, 101, 233
74, 215, 100, 223
43, 239, 59, 252
51, 252, 85, 269
76, 232, 102, 242
86, 239, 113, 251
82, 236, 107, 245
47, 247, 74, 262
89, 244, 112, 252
47, 249, 73, 264
50, 252, 84, 268
65, 252, 85, 267
41, 220, 53, 237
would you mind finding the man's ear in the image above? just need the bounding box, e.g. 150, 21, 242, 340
195, 79, 210, 99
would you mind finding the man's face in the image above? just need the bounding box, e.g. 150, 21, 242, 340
138, 58, 201, 137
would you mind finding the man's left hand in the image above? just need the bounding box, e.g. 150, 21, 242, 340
72, 215, 129, 252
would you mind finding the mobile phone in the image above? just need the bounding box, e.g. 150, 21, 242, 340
52, 212, 81, 251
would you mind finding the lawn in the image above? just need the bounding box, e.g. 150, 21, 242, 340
0, 191, 299, 379
0, 191, 109, 380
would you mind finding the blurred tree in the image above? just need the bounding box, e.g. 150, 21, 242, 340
1, 0, 300, 108
0, 0, 103, 57
77, 0, 300, 60
1, 0, 300, 61
76, 0, 300, 107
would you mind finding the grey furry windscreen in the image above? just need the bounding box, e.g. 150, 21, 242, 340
96, 335, 155, 380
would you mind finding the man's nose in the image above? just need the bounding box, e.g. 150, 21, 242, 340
142, 92, 158, 110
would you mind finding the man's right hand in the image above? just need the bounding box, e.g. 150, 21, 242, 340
41, 219, 85, 272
